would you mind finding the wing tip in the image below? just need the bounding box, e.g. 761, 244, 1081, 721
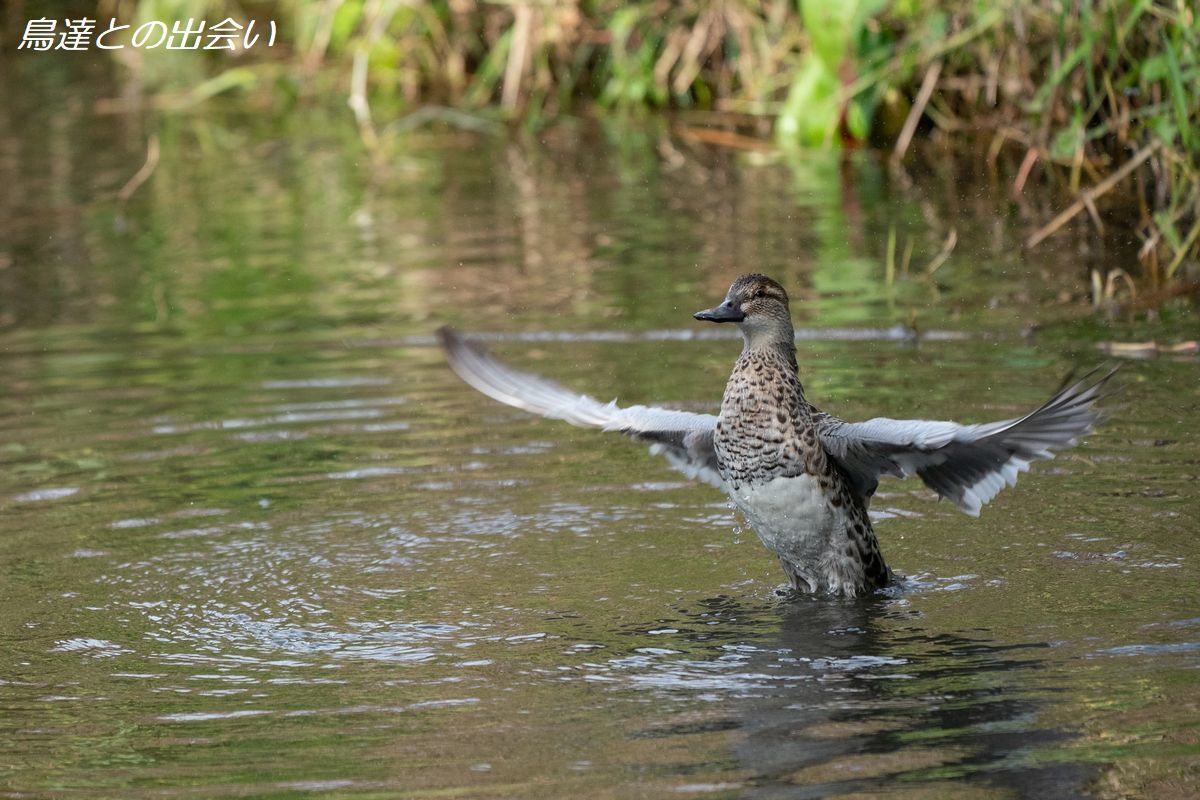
437, 325, 475, 364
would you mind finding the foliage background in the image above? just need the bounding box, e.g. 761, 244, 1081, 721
3, 0, 1199, 298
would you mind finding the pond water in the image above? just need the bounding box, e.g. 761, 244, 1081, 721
2, 58, 1198, 798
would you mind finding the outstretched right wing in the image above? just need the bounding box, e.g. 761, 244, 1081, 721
437, 327, 725, 489
816, 368, 1115, 515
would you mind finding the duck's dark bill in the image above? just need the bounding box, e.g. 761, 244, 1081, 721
693, 301, 745, 323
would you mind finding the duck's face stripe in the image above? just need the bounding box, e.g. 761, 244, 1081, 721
727, 273, 789, 317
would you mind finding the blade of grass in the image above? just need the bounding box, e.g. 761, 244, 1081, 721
1162, 34, 1195, 152
1027, 142, 1161, 248
1165, 216, 1200, 280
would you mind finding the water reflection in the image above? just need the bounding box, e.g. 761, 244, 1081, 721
2, 52, 1083, 339
598, 595, 1097, 796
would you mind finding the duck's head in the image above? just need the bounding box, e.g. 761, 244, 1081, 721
694, 274, 792, 345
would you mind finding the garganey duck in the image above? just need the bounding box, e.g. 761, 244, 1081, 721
438, 273, 1113, 597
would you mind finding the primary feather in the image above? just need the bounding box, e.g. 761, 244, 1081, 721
437, 327, 725, 489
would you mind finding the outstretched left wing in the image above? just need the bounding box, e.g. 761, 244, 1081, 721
437, 327, 725, 489
816, 368, 1115, 515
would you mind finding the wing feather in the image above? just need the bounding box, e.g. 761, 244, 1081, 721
817, 368, 1115, 515
437, 327, 725, 489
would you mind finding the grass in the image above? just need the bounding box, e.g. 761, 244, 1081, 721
71, 1, 1200, 301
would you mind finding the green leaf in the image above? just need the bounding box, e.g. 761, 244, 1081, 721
845, 98, 869, 141
1139, 54, 1169, 83
776, 59, 841, 148
801, 0, 859, 72
1050, 110, 1086, 161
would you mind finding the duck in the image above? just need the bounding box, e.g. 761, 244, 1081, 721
437, 273, 1114, 597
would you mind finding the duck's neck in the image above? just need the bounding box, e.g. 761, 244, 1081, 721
740, 319, 799, 377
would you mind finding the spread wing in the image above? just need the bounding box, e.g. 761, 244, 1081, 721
437, 327, 725, 489
816, 368, 1115, 515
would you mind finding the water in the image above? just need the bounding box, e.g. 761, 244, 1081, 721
2, 55, 1199, 799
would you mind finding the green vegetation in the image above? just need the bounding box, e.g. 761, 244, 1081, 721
97, 1, 1200, 295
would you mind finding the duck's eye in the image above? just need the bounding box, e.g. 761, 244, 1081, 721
752, 289, 767, 300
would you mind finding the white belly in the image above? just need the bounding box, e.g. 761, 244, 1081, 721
728, 474, 866, 594
730, 474, 839, 562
